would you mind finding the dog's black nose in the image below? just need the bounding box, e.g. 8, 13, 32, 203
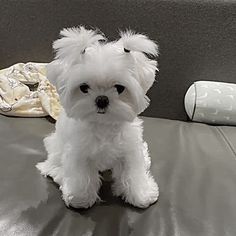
95, 96, 109, 109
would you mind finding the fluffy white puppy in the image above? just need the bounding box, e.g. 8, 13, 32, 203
36, 26, 159, 209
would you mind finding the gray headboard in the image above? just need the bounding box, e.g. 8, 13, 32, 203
1, 0, 236, 121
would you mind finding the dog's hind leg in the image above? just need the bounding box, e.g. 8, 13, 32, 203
36, 132, 63, 185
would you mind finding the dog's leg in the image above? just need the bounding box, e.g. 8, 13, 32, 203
143, 141, 151, 170
61, 153, 101, 209
36, 132, 63, 185
112, 145, 159, 208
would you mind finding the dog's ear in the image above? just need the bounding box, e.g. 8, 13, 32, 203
48, 26, 106, 97
119, 30, 159, 93
47, 60, 66, 97
53, 26, 106, 65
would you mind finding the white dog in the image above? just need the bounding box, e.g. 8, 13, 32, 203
36, 26, 159, 209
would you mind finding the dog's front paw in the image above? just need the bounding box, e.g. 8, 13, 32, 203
61, 182, 99, 209
115, 176, 159, 209
36, 161, 62, 185
126, 181, 159, 208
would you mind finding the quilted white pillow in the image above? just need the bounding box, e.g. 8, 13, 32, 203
185, 81, 236, 125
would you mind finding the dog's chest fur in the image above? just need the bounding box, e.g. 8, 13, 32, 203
74, 120, 141, 171
85, 122, 126, 171
59, 111, 142, 172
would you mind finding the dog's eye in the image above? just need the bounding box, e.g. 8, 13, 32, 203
115, 84, 125, 94
80, 83, 90, 93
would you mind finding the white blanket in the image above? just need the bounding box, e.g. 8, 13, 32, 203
0, 62, 61, 120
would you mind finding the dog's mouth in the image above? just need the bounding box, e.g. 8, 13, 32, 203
97, 109, 106, 114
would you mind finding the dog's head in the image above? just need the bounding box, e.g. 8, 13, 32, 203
48, 26, 158, 123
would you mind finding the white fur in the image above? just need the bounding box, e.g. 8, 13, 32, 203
36, 26, 159, 209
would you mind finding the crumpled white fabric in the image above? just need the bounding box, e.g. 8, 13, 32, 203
0, 62, 61, 120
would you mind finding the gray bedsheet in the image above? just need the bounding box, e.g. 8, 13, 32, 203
1, 115, 236, 235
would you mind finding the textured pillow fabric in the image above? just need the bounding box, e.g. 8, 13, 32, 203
185, 81, 236, 125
